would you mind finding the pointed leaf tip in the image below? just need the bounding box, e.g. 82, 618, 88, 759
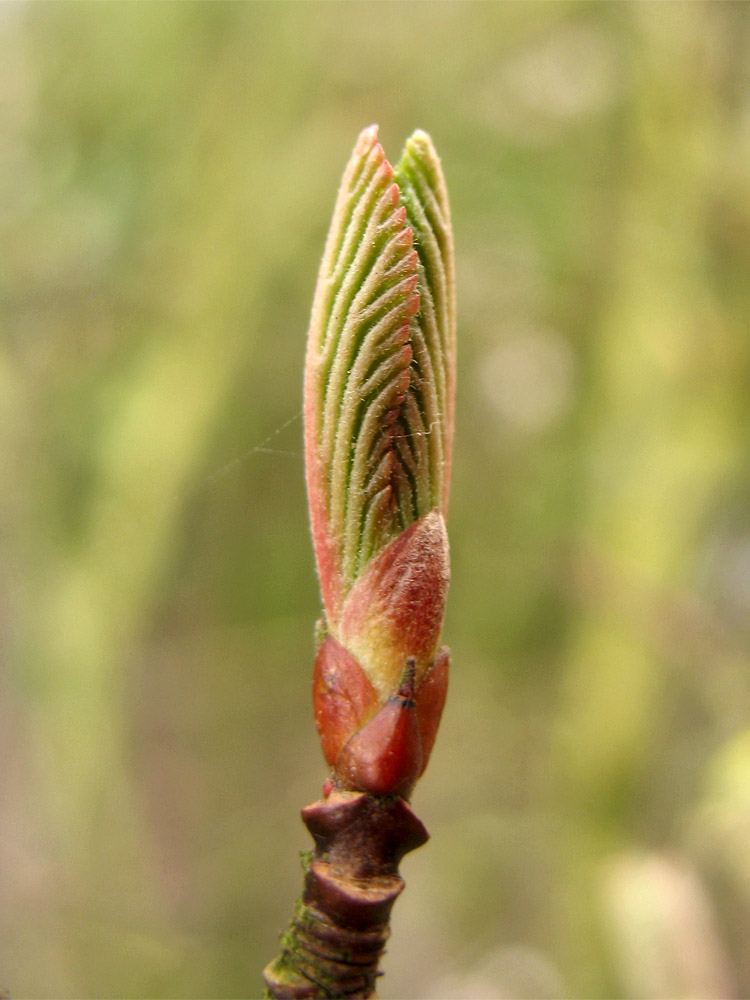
404, 129, 432, 157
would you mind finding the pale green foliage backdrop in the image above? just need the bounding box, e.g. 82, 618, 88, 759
2, 3, 750, 998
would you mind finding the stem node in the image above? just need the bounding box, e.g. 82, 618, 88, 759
264, 792, 428, 999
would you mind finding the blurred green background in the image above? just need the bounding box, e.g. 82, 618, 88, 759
2, 2, 750, 997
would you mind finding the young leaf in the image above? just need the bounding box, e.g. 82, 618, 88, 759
394, 130, 457, 519
304, 125, 456, 632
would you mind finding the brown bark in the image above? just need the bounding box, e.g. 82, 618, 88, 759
263, 790, 428, 999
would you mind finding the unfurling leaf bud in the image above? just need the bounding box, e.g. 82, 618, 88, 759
304, 125, 455, 798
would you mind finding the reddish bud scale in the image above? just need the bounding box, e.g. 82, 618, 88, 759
339, 510, 450, 698
313, 636, 380, 768
314, 637, 450, 799
414, 648, 450, 776
336, 662, 422, 799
